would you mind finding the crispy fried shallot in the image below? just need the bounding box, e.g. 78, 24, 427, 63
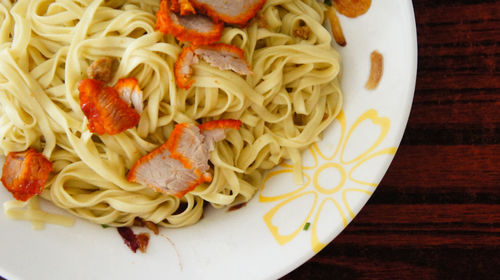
79, 79, 140, 135
333, 0, 371, 18
1, 148, 53, 202
118, 227, 139, 252
144, 220, 160, 235
127, 120, 242, 198
114, 78, 144, 114
117, 227, 150, 253
190, 0, 267, 26
136, 233, 150, 253
174, 43, 251, 89
156, 0, 223, 45
365, 50, 383, 90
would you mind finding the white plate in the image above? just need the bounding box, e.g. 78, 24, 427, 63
0, 1, 417, 279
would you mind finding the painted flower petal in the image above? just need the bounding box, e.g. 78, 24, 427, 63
342, 188, 373, 219
340, 109, 390, 165
349, 147, 397, 187
259, 169, 310, 203
314, 110, 346, 161
263, 191, 318, 245
310, 198, 347, 253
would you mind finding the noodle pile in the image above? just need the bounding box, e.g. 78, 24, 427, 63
0, 0, 342, 228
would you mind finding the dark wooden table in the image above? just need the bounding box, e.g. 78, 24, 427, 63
284, 0, 500, 279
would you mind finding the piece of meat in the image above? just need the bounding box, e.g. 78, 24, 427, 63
1, 148, 53, 202
127, 138, 208, 198
114, 78, 144, 114
174, 45, 199, 89
170, 0, 196, 15
156, 0, 223, 45
190, 0, 267, 26
194, 44, 252, 74
166, 123, 209, 178
174, 43, 251, 89
166, 120, 242, 188
79, 79, 140, 135
127, 120, 241, 198
199, 119, 242, 153
87, 57, 114, 83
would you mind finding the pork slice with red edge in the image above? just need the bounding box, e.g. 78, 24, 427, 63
127, 120, 242, 198
174, 43, 251, 90
155, 0, 223, 45
189, 0, 267, 26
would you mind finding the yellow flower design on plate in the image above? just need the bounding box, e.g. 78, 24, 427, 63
259, 109, 397, 253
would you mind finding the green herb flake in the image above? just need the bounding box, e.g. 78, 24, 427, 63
101, 224, 110, 228
303, 222, 311, 231
324, 0, 332, 6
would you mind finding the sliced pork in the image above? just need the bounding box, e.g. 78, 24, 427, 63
127, 120, 242, 198
127, 140, 205, 198
79, 79, 140, 135
114, 78, 144, 114
1, 148, 53, 201
156, 0, 223, 45
190, 0, 267, 26
174, 45, 199, 89
166, 123, 212, 180
174, 43, 251, 89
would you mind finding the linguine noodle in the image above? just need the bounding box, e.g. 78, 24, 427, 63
0, 0, 342, 228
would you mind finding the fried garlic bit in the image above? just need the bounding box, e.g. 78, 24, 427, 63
365, 50, 384, 90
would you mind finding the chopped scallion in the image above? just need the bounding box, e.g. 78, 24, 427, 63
303, 222, 311, 231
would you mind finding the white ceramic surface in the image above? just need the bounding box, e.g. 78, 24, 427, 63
0, 1, 417, 279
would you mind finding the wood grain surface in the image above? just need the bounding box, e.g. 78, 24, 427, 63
283, 0, 500, 279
